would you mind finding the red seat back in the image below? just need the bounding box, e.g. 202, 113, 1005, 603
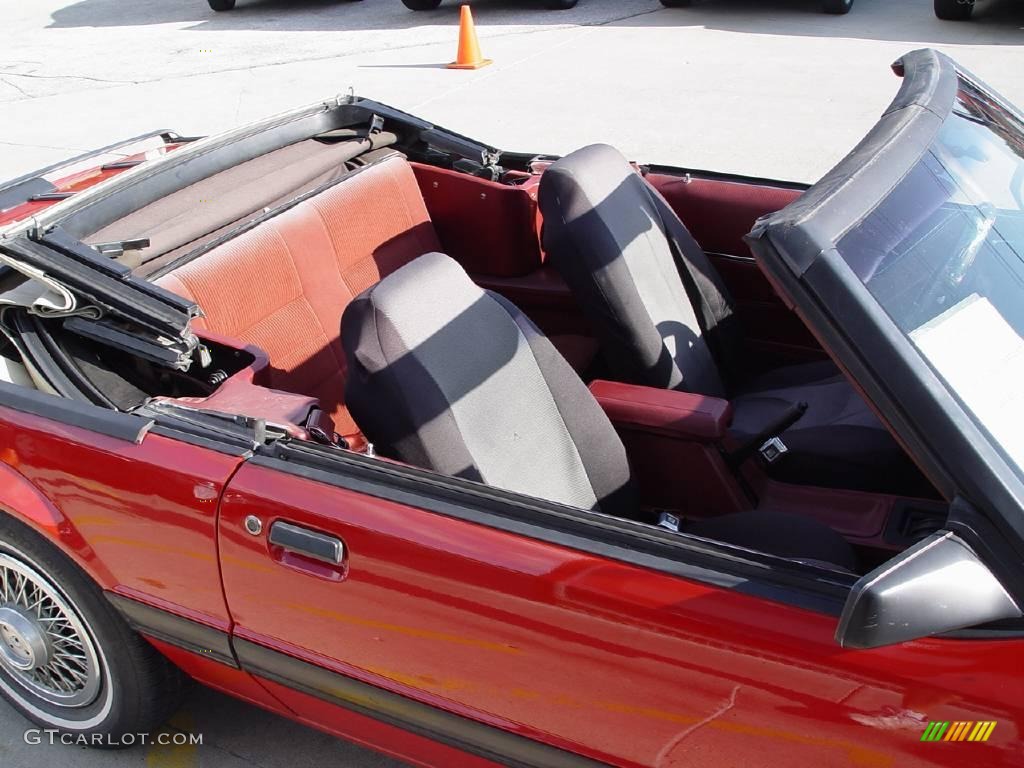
156, 155, 441, 436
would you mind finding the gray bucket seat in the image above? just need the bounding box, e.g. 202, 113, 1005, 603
538, 143, 919, 493
341, 252, 857, 571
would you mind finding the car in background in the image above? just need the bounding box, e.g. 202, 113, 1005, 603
207, 0, 366, 10
660, 0, 854, 13
935, 0, 977, 19
0, 48, 1022, 768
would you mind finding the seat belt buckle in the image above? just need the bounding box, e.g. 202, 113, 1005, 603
724, 401, 806, 471
759, 436, 789, 464
656, 511, 682, 532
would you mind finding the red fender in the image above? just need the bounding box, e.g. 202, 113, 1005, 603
0, 457, 117, 588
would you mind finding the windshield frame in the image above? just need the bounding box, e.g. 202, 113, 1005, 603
747, 48, 1024, 549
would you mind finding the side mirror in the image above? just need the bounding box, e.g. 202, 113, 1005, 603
836, 531, 1021, 649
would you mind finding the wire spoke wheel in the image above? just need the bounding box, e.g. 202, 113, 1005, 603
0, 553, 102, 708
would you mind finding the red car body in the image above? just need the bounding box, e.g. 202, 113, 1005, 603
0, 49, 1022, 767
1, 388, 1020, 767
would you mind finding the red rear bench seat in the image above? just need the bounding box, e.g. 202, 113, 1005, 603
156, 154, 441, 436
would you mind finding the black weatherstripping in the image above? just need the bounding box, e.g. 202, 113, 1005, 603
253, 440, 855, 616
7, 309, 137, 411
136, 400, 266, 456
105, 593, 238, 668
5, 310, 98, 405
234, 638, 610, 768
0, 235, 199, 352
645, 164, 811, 191
0, 379, 152, 443
28, 192, 75, 203
43, 226, 198, 314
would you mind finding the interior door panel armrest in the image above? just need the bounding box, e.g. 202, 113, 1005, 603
588, 380, 732, 443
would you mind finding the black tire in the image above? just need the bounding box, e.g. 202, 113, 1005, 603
401, 0, 443, 9
207, 0, 236, 10
934, 0, 973, 19
0, 514, 185, 746
821, 0, 853, 13
660, 0, 694, 6
544, 0, 579, 8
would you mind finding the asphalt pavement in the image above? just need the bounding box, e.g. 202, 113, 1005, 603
1, 0, 1024, 765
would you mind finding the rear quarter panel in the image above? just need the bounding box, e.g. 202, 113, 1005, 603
0, 403, 241, 629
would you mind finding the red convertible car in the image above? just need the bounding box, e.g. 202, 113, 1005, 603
0, 48, 1022, 767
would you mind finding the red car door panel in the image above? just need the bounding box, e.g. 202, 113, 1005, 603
645, 172, 803, 260
218, 454, 1020, 768
0, 402, 240, 628
0, 391, 303, 718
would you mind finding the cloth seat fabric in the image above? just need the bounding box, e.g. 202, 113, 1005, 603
538, 143, 908, 491
341, 252, 858, 569
156, 153, 442, 436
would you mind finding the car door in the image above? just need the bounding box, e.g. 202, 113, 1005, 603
218, 440, 1020, 768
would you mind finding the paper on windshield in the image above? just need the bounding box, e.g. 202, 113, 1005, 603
911, 293, 1024, 470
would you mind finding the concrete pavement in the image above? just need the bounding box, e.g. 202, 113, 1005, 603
2, 0, 1023, 183
0, 683, 407, 767
1, 0, 1024, 766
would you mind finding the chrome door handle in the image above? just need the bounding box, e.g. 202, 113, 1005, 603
268, 522, 345, 565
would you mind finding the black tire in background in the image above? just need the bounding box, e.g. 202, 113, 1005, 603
0, 514, 185, 746
544, 0, 579, 8
660, 0, 695, 6
207, 0, 236, 10
401, 0, 444, 9
821, 0, 854, 13
934, 0, 974, 19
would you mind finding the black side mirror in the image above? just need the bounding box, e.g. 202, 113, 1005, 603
836, 531, 1021, 649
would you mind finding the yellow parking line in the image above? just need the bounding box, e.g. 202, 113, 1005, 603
145, 711, 199, 768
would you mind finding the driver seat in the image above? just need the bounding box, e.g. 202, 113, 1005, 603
341, 252, 858, 571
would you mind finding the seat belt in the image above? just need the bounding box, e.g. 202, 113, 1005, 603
724, 401, 808, 471
647, 185, 745, 393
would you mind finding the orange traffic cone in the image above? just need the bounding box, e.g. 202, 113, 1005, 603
448, 5, 492, 70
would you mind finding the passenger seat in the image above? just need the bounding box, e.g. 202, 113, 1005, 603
537, 143, 919, 494
155, 154, 441, 436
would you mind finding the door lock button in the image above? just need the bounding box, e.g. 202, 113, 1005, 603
244, 516, 263, 536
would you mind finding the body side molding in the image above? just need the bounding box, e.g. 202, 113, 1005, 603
104, 592, 611, 768
234, 638, 611, 768
106, 593, 238, 668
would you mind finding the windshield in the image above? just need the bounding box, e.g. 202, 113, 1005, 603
837, 76, 1024, 474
